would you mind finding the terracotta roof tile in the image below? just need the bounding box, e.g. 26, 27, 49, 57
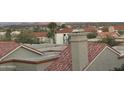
0, 41, 44, 59
57, 28, 73, 33
45, 45, 72, 71
114, 25, 124, 30
33, 32, 48, 37
84, 26, 97, 32
97, 32, 119, 38
0, 41, 19, 58
45, 43, 107, 71
88, 43, 106, 62
0, 41, 118, 71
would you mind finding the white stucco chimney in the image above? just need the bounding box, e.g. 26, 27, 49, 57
69, 32, 88, 71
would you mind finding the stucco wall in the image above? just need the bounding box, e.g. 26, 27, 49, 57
0, 62, 37, 71
2, 47, 42, 61
56, 33, 64, 44
56, 33, 69, 44
37, 37, 49, 43
14, 62, 37, 71
86, 48, 124, 71
0, 61, 53, 71
36, 62, 53, 71
0, 63, 15, 71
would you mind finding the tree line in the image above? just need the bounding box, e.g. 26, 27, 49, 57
1, 22, 66, 44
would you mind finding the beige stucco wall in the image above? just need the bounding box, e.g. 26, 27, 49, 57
0, 62, 15, 71
0, 62, 37, 71
14, 62, 37, 71
86, 48, 124, 71
0, 62, 53, 71
37, 37, 49, 43
36, 62, 53, 71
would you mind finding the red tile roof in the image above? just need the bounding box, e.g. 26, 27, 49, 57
0, 41, 119, 71
0, 42, 106, 71
45, 45, 72, 71
0, 41, 44, 59
45, 43, 107, 71
114, 25, 124, 30
97, 32, 119, 38
57, 28, 73, 33
84, 26, 97, 32
0, 41, 19, 58
33, 32, 48, 37
88, 43, 106, 62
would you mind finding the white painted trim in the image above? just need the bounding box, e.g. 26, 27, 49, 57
21, 45, 44, 55
106, 46, 121, 56
84, 47, 107, 71
0, 46, 21, 61
0, 45, 44, 61
84, 46, 121, 71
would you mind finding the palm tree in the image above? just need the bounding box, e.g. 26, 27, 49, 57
47, 22, 58, 44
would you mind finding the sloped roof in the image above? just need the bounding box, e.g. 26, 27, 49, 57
57, 28, 73, 33
88, 43, 106, 62
97, 32, 120, 38
0, 41, 44, 60
84, 26, 97, 32
33, 32, 48, 37
0, 41, 19, 58
114, 25, 124, 30
45, 45, 72, 71
45, 43, 108, 71
0, 41, 120, 71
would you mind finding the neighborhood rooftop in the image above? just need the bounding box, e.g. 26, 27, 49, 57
1, 23, 124, 70
0, 40, 122, 71
0, 41, 19, 58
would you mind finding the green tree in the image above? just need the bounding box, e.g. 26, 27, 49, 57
15, 31, 38, 44
87, 32, 97, 39
100, 36, 119, 46
47, 22, 58, 44
33, 25, 41, 32
113, 64, 124, 71
118, 30, 124, 35
4, 29, 12, 41
102, 26, 109, 32
60, 24, 66, 28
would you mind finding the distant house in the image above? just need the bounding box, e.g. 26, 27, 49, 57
84, 26, 97, 32
0, 32, 6, 40
97, 32, 120, 38
33, 32, 49, 43
108, 26, 115, 32
0, 31, 20, 40
11, 31, 20, 36
55, 27, 73, 44
11, 31, 21, 40
113, 25, 124, 31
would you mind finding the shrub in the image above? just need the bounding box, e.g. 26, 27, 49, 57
15, 31, 39, 44
113, 64, 124, 71
102, 27, 109, 32
100, 36, 119, 46
87, 32, 97, 39
118, 30, 124, 35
